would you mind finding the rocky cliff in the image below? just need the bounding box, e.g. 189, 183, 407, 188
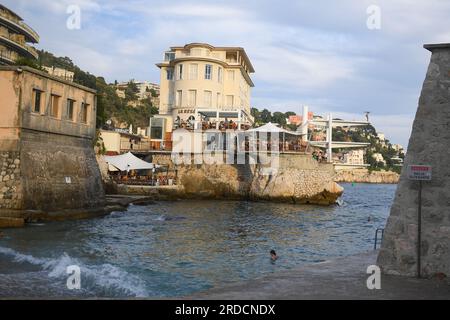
143, 153, 344, 205
335, 169, 399, 184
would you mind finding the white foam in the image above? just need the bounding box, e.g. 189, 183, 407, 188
0, 246, 148, 297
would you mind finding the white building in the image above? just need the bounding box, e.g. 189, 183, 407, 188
372, 152, 386, 165
116, 81, 160, 100
42, 66, 74, 82
343, 149, 365, 165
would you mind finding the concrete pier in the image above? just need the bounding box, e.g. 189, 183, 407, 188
188, 251, 450, 299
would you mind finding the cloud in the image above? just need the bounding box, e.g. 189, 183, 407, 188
3, 0, 448, 147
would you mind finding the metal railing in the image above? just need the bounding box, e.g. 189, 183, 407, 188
374, 228, 384, 250
0, 10, 40, 42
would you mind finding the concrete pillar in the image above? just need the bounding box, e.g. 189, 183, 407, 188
377, 43, 450, 278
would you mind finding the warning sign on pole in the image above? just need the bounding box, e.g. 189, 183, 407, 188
407, 165, 432, 181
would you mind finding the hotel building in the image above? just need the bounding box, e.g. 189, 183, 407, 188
152, 43, 255, 144
0, 4, 39, 65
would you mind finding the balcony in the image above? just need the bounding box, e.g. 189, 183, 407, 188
0, 47, 16, 64
0, 34, 38, 59
0, 9, 39, 43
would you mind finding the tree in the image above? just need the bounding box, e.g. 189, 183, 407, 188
14, 57, 43, 70
271, 112, 287, 126
260, 109, 272, 123
124, 81, 139, 101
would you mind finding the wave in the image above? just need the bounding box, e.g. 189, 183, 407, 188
0, 246, 148, 297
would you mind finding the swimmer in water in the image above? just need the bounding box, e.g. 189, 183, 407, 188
270, 250, 278, 261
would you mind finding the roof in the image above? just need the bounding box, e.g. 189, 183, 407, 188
169, 43, 255, 73
0, 4, 23, 21
0, 66, 97, 94
424, 43, 450, 52
246, 122, 304, 135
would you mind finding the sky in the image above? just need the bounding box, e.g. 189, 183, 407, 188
4, 0, 450, 147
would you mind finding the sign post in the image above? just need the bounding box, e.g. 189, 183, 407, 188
407, 165, 432, 278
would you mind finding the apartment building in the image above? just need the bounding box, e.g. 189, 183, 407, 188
0, 4, 39, 65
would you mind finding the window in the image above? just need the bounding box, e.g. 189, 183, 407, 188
205, 64, 212, 80
66, 99, 75, 121
50, 94, 60, 118
188, 90, 197, 106
166, 68, 174, 80
227, 70, 235, 81
80, 103, 89, 123
150, 117, 165, 140
216, 93, 221, 108
226, 95, 234, 107
177, 64, 183, 80
189, 64, 198, 80
164, 51, 175, 61
218, 67, 222, 83
32, 89, 42, 113
176, 90, 183, 107
204, 90, 212, 107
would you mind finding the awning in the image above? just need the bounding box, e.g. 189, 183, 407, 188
103, 152, 159, 171
246, 122, 304, 135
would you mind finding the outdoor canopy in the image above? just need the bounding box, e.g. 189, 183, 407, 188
104, 152, 159, 171
246, 122, 304, 135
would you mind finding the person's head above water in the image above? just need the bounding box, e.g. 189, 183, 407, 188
270, 250, 278, 260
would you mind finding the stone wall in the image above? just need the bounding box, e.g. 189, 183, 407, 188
335, 169, 399, 184
0, 151, 21, 209
145, 153, 343, 205
19, 129, 105, 211
377, 43, 450, 278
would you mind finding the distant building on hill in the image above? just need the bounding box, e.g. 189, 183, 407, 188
372, 152, 386, 165
287, 112, 314, 126
42, 66, 74, 82
116, 80, 160, 107
343, 149, 365, 165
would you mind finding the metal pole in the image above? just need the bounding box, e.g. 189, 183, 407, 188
327, 113, 333, 163
417, 180, 422, 278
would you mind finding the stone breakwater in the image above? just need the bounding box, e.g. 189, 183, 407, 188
335, 169, 399, 184
112, 153, 343, 205
378, 43, 450, 278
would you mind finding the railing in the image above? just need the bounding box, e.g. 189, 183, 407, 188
0, 35, 38, 59
0, 10, 39, 42
111, 175, 177, 186
120, 140, 173, 152
0, 48, 16, 63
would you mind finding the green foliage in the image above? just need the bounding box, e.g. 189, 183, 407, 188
124, 80, 139, 101
251, 107, 296, 127
14, 57, 44, 70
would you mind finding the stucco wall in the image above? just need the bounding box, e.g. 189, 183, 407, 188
0, 66, 105, 213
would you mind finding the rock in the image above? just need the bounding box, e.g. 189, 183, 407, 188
335, 169, 399, 184
0, 217, 25, 228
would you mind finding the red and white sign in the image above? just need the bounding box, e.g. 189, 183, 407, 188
407, 165, 432, 181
